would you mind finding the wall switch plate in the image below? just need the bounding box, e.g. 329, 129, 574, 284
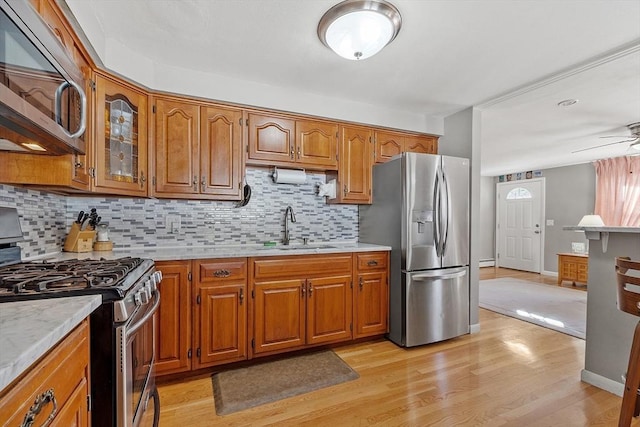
165, 214, 181, 234
546, 219, 554, 226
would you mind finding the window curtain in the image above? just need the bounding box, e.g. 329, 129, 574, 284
593, 156, 640, 226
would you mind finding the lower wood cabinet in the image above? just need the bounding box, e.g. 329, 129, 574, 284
154, 252, 388, 376
193, 258, 247, 368
154, 260, 192, 376
0, 320, 90, 426
557, 252, 588, 285
354, 252, 389, 338
250, 254, 353, 357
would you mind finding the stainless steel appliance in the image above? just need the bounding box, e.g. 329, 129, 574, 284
0, 0, 86, 154
0, 211, 161, 427
359, 152, 470, 347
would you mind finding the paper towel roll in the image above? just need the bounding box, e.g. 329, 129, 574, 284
273, 168, 307, 184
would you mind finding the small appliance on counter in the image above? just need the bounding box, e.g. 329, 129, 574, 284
0, 207, 23, 266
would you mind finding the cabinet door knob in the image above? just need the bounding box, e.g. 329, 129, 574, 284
301, 281, 306, 297
359, 277, 363, 290
201, 175, 206, 190
308, 281, 313, 296
239, 288, 244, 305
290, 146, 295, 159
140, 171, 146, 188
193, 175, 198, 191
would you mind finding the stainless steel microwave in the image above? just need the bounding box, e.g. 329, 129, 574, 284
0, 0, 86, 155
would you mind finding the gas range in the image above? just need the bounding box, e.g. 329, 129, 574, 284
0, 257, 153, 303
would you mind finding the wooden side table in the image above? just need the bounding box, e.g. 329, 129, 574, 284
557, 253, 588, 286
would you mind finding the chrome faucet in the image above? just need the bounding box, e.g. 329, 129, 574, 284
283, 206, 297, 245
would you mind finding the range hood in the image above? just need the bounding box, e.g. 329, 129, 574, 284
0, 0, 86, 155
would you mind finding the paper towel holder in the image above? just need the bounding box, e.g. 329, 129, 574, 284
271, 167, 307, 184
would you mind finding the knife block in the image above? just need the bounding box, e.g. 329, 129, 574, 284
63, 223, 96, 253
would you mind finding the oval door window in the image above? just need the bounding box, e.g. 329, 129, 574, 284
506, 187, 532, 200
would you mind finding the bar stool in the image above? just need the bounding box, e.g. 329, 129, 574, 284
616, 257, 640, 426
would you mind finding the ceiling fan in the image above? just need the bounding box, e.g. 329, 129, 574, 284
572, 122, 640, 153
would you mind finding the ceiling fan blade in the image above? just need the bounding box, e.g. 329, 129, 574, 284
571, 139, 636, 153
599, 135, 634, 139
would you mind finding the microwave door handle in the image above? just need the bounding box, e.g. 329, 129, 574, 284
54, 80, 87, 139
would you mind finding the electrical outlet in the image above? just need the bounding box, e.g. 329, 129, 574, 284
165, 214, 181, 234
546, 219, 554, 226
572, 242, 586, 254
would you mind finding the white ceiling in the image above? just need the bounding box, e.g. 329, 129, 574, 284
63, 0, 640, 176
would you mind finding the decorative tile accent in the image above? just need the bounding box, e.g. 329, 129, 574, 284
1, 167, 358, 256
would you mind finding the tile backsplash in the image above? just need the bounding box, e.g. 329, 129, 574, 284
1, 167, 358, 258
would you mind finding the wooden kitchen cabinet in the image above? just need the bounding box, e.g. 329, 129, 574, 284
152, 98, 243, 200
557, 253, 588, 286
154, 260, 192, 376
375, 130, 438, 163
250, 254, 353, 357
193, 258, 247, 368
93, 72, 148, 196
0, 319, 90, 426
354, 252, 389, 338
246, 112, 338, 170
327, 124, 373, 204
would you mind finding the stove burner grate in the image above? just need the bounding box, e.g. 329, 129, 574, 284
0, 257, 146, 298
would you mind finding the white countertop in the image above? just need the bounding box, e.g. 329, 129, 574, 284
0, 295, 101, 391
563, 226, 640, 233
29, 242, 391, 262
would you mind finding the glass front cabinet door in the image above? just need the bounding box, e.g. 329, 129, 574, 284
94, 73, 148, 196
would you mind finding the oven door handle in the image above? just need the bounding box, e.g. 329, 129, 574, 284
127, 292, 160, 336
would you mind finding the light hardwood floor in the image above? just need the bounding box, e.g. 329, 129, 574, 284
157, 268, 632, 426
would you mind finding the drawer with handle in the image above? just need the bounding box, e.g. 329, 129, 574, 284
355, 252, 388, 271
197, 258, 247, 283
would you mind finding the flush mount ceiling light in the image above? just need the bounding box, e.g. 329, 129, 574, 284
318, 0, 402, 60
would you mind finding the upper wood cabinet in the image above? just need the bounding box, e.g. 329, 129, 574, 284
375, 130, 438, 163
93, 73, 148, 196
247, 112, 338, 170
152, 98, 243, 200
327, 124, 373, 204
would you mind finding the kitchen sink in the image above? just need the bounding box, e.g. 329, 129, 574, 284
279, 245, 336, 250
260, 245, 337, 251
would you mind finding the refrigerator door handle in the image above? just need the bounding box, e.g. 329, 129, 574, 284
410, 268, 467, 281
441, 169, 450, 256
433, 169, 441, 256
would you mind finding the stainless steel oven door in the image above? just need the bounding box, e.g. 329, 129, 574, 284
115, 288, 160, 427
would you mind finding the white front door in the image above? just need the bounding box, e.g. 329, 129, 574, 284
496, 179, 544, 272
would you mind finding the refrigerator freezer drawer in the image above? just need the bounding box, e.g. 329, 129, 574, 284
403, 267, 469, 347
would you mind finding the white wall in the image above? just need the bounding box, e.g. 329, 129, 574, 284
479, 176, 495, 262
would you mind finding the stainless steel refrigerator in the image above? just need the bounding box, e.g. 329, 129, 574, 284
359, 152, 470, 347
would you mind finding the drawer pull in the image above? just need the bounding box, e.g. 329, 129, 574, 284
21, 388, 57, 427
367, 260, 379, 266
213, 269, 231, 278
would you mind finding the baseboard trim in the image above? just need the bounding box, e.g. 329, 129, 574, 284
542, 270, 558, 277
470, 323, 481, 334
581, 369, 624, 396
479, 260, 495, 268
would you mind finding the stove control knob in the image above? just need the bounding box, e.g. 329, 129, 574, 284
139, 289, 149, 304
134, 292, 143, 306
145, 279, 156, 293
153, 271, 163, 286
